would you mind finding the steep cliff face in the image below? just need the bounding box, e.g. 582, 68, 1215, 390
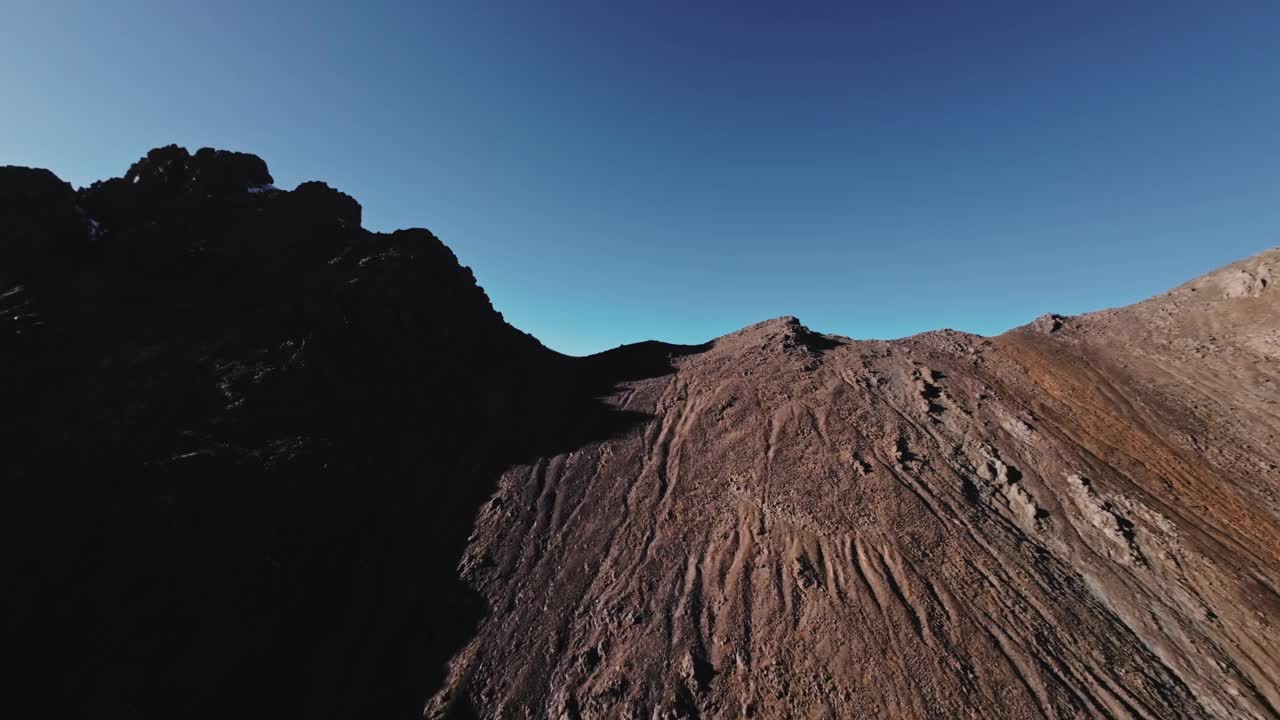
4, 148, 1278, 720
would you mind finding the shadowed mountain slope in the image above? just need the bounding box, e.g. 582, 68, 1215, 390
4, 148, 1277, 719
2, 146, 700, 719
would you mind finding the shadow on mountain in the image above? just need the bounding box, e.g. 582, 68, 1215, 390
792, 326, 845, 354
2, 148, 709, 720
576, 339, 714, 383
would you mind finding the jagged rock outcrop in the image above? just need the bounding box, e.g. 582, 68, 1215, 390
3, 146, 694, 720
4, 147, 1278, 720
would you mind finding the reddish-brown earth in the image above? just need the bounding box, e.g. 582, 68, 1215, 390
4, 148, 1277, 719
433, 250, 1280, 719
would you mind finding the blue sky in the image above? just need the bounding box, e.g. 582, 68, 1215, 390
3, 1, 1277, 355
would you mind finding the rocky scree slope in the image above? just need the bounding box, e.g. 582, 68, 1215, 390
5, 147, 1279, 720
437, 249, 1280, 720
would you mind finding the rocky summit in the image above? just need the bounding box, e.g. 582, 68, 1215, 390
4, 147, 1278, 720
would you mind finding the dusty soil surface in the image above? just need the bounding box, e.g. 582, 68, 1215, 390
434, 250, 1280, 719
4, 148, 1277, 719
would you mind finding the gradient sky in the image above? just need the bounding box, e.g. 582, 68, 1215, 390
3, 1, 1278, 355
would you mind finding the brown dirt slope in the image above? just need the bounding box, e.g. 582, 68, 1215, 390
434, 249, 1280, 719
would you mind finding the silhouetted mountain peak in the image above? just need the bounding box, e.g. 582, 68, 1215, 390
123, 144, 272, 195
288, 180, 361, 227
0, 165, 89, 282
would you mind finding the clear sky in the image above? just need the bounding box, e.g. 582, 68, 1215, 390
3, 1, 1277, 355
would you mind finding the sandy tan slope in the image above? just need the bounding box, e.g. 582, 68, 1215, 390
432, 249, 1280, 719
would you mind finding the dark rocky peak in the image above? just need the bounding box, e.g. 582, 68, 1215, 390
0, 146, 533, 365
0, 166, 89, 282
1, 165, 76, 203
80, 145, 273, 231
74, 147, 357, 247
5, 144, 683, 720
122, 144, 273, 196
285, 180, 362, 228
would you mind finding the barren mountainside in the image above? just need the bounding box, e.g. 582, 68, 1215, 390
4, 148, 1278, 719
